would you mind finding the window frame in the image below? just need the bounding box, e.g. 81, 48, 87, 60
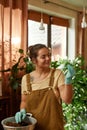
28, 10, 69, 57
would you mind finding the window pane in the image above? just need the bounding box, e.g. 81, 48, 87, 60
51, 25, 67, 61
28, 20, 47, 46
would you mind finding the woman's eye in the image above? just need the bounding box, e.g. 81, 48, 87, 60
41, 56, 45, 59
47, 53, 51, 58
40, 53, 51, 59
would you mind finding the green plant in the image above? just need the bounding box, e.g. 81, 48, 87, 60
0, 49, 35, 90
9, 49, 35, 89
51, 56, 87, 130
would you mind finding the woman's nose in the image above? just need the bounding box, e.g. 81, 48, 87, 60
46, 56, 51, 60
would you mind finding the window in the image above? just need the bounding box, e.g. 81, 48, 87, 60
51, 25, 67, 60
28, 10, 69, 60
28, 20, 47, 46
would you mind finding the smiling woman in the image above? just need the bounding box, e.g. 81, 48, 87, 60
15, 43, 74, 130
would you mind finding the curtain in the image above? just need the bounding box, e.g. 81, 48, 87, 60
78, 12, 87, 65
0, 0, 28, 95
78, 13, 85, 56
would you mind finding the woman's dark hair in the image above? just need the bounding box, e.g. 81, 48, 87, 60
28, 44, 48, 60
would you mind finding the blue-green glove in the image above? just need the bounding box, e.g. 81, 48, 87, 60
15, 109, 26, 123
65, 64, 75, 84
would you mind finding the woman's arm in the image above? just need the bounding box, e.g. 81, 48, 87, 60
58, 84, 73, 104
56, 65, 75, 104
20, 94, 27, 109
15, 94, 27, 123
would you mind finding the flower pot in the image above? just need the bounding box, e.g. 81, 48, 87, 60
1, 114, 37, 130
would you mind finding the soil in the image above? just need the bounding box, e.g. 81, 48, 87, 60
5, 121, 31, 127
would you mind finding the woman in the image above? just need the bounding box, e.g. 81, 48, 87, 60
15, 44, 74, 130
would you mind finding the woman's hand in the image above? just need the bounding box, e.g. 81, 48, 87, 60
15, 109, 26, 123
65, 64, 75, 84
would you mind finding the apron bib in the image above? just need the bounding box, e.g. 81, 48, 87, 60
25, 70, 64, 130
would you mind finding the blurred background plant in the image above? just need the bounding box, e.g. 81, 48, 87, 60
51, 56, 87, 130
0, 49, 35, 90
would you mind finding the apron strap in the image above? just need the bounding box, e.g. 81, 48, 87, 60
26, 74, 32, 92
49, 69, 55, 86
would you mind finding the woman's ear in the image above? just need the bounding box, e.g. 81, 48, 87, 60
32, 58, 36, 64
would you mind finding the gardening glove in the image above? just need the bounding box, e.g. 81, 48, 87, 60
15, 109, 26, 123
65, 64, 75, 84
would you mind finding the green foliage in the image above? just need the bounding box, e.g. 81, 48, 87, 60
0, 49, 34, 90
19, 49, 24, 53
9, 50, 35, 89
51, 61, 59, 68
23, 57, 34, 73
50, 56, 87, 130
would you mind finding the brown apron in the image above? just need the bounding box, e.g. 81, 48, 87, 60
25, 70, 64, 130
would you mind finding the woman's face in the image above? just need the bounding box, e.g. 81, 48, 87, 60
34, 47, 51, 68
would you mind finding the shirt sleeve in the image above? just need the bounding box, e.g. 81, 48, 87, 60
53, 69, 65, 88
21, 74, 29, 94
